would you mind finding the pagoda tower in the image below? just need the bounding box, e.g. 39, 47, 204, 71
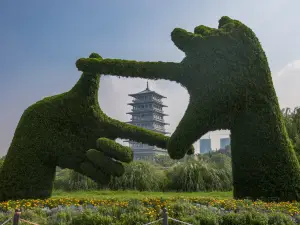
126, 82, 169, 160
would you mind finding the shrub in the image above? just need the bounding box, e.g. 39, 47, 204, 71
167, 159, 232, 192
47, 208, 75, 225
268, 212, 294, 225
108, 161, 168, 191
0, 214, 11, 225
72, 209, 114, 225
54, 169, 97, 191
17, 208, 47, 225
53, 156, 233, 192
208, 153, 232, 172
118, 212, 149, 225
221, 211, 268, 225
183, 208, 220, 225
153, 154, 179, 167
167, 201, 199, 219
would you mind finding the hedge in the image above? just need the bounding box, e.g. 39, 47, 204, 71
75, 16, 300, 201
0, 53, 193, 201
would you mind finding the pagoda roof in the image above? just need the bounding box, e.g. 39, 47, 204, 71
127, 120, 170, 125
126, 110, 168, 116
128, 81, 166, 98
128, 101, 167, 107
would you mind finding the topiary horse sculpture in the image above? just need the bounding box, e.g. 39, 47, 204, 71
0, 53, 193, 201
76, 16, 300, 201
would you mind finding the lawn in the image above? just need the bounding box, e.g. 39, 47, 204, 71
52, 189, 233, 200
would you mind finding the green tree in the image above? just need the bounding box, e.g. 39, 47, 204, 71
282, 107, 300, 156
108, 161, 167, 191
167, 157, 232, 192
153, 155, 177, 167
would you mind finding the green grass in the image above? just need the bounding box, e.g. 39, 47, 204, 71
52, 190, 233, 200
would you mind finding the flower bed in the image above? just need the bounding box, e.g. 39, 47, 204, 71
1, 197, 300, 216
0, 197, 300, 224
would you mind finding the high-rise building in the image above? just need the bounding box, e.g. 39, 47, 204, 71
126, 82, 169, 160
220, 137, 230, 149
200, 138, 211, 154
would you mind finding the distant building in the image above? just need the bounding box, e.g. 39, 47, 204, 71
126, 82, 169, 160
220, 137, 230, 149
200, 139, 211, 154
217, 145, 231, 156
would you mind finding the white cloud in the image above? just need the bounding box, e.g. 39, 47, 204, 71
277, 60, 300, 77
274, 60, 300, 109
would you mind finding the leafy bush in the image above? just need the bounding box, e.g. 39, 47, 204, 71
268, 212, 295, 225
167, 200, 199, 219
194, 211, 220, 225
167, 157, 232, 192
108, 161, 168, 191
53, 154, 233, 192
72, 209, 114, 225
208, 153, 232, 172
68, 170, 98, 191
0, 214, 10, 225
118, 212, 149, 225
221, 211, 269, 225
54, 168, 97, 191
46, 208, 75, 225
177, 207, 220, 225
153, 154, 179, 167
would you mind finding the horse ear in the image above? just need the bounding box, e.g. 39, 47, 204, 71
218, 16, 234, 29
171, 28, 196, 53
89, 53, 102, 59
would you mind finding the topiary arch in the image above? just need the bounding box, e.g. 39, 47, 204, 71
0, 53, 193, 201
76, 16, 300, 201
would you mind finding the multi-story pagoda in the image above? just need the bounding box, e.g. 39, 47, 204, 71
126, 82, 169, 160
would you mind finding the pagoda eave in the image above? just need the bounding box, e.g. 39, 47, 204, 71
126, 121, 170, 125
128, 92, 166, 99
126, 111, 169, 116
127, 103, 168, 107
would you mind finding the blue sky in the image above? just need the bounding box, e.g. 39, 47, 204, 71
1, 0, 300, 155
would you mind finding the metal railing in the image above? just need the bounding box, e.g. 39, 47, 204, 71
0, 217, 12, 225
0, 209, 39, 225
0, 207, 193, 225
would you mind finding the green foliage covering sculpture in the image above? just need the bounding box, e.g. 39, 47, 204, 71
0, 53, 193, 201
76, 16, 300, 201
